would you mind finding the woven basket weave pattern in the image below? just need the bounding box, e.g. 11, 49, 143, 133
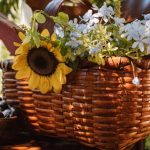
17, 80, 39, 132
23, 66, 150, 149
2, 64, 19, 109
2, 59, 150, 149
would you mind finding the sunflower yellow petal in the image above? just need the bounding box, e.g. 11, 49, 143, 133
13, 42, 21, 47
48, 77, 52, 91
15, 47, 23, 55
47, 43, 52, 51
53, 49, 65, 62
55, 67, 66, 84
51, 33, 57, 42
28, 71, 40, 89
12, 61, 28, 71
14, 54, 26, 63
15, 44, 29, 55
39, 76, 50, 94
58, 63, 72, 75
41, 29, 50, 37
12, 54, 28, 70
18, 32, 25, 41
51, 74, 62, 93
15, 66, 31, 79
40, 41, 47, 48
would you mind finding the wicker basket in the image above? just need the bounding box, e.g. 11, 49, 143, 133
0, 60, 19, 109
0, 60, 39, 132
3, 58, 150, 149
26, 63, 150, 150
17, 80, 39, 132
8, 55, 149, 149
3, 62, 148, 150
2, 0, 150, 149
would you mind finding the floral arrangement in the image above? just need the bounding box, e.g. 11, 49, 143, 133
12, 2, 150, 94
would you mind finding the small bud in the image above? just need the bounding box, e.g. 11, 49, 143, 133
132, 77, 140, 86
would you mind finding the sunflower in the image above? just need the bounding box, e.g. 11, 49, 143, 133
12, 29, 72, 94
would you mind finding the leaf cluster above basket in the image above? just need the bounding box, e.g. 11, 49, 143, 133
12, 1, 150, 94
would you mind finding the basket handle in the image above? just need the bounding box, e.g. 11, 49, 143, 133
39, 0, 92, 34
38, 0, 63, 34
0, 13, 22, 55
121, 0, 150, 22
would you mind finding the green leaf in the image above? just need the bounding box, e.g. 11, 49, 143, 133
68, 59, 79, 70
61, 46, 68, 56
32, 31, 40, 48
23, 33, 31, 44
50, 12, 69, 27
58, 12, 69, 22
35, 13, 46, 24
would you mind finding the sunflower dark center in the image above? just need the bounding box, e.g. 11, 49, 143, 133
27, 47, 58, 76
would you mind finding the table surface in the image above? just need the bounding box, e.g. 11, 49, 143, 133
0, 133, 97, 150
0, 132, 145, 150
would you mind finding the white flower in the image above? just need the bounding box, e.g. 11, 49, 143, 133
114, 17, 125, 26
89, 44, 101, 54
54, 24, 64, 38
18, 1, 33, 27
144, 14, 150, 20
132, 77, 140, 86
132, 35, 149, 52
145, 20, 150, 35
89, 17, 99, 26
120, 20, 145, 41
82, 10, 93, 22
77, 23, 94, 34
89, 47, 99, 54
65, 37, 83, 49
81, 10, 100, 26
76, 24, 87, 32
83, 24, 94, 33
70, 32, 81, 38
94, 2, 114, 22
69, 18, 78, 26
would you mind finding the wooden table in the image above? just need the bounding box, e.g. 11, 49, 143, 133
0, 133, 97, 150
0, 132, 145, 150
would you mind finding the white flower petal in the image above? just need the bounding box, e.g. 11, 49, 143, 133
143, 38, 150, 44
132, 42, 139, 49
144, 14, 150, 20
89, 18, 99, 25
83, 10, 93, 21
127, 35, 132, 41
139, 42, 145, 52
92, 13, 100, 18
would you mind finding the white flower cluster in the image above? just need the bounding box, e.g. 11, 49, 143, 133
55, 3, 115, 50
53, 2, 150, 86
120, 15, 150, 53
55, 2, 150, 55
